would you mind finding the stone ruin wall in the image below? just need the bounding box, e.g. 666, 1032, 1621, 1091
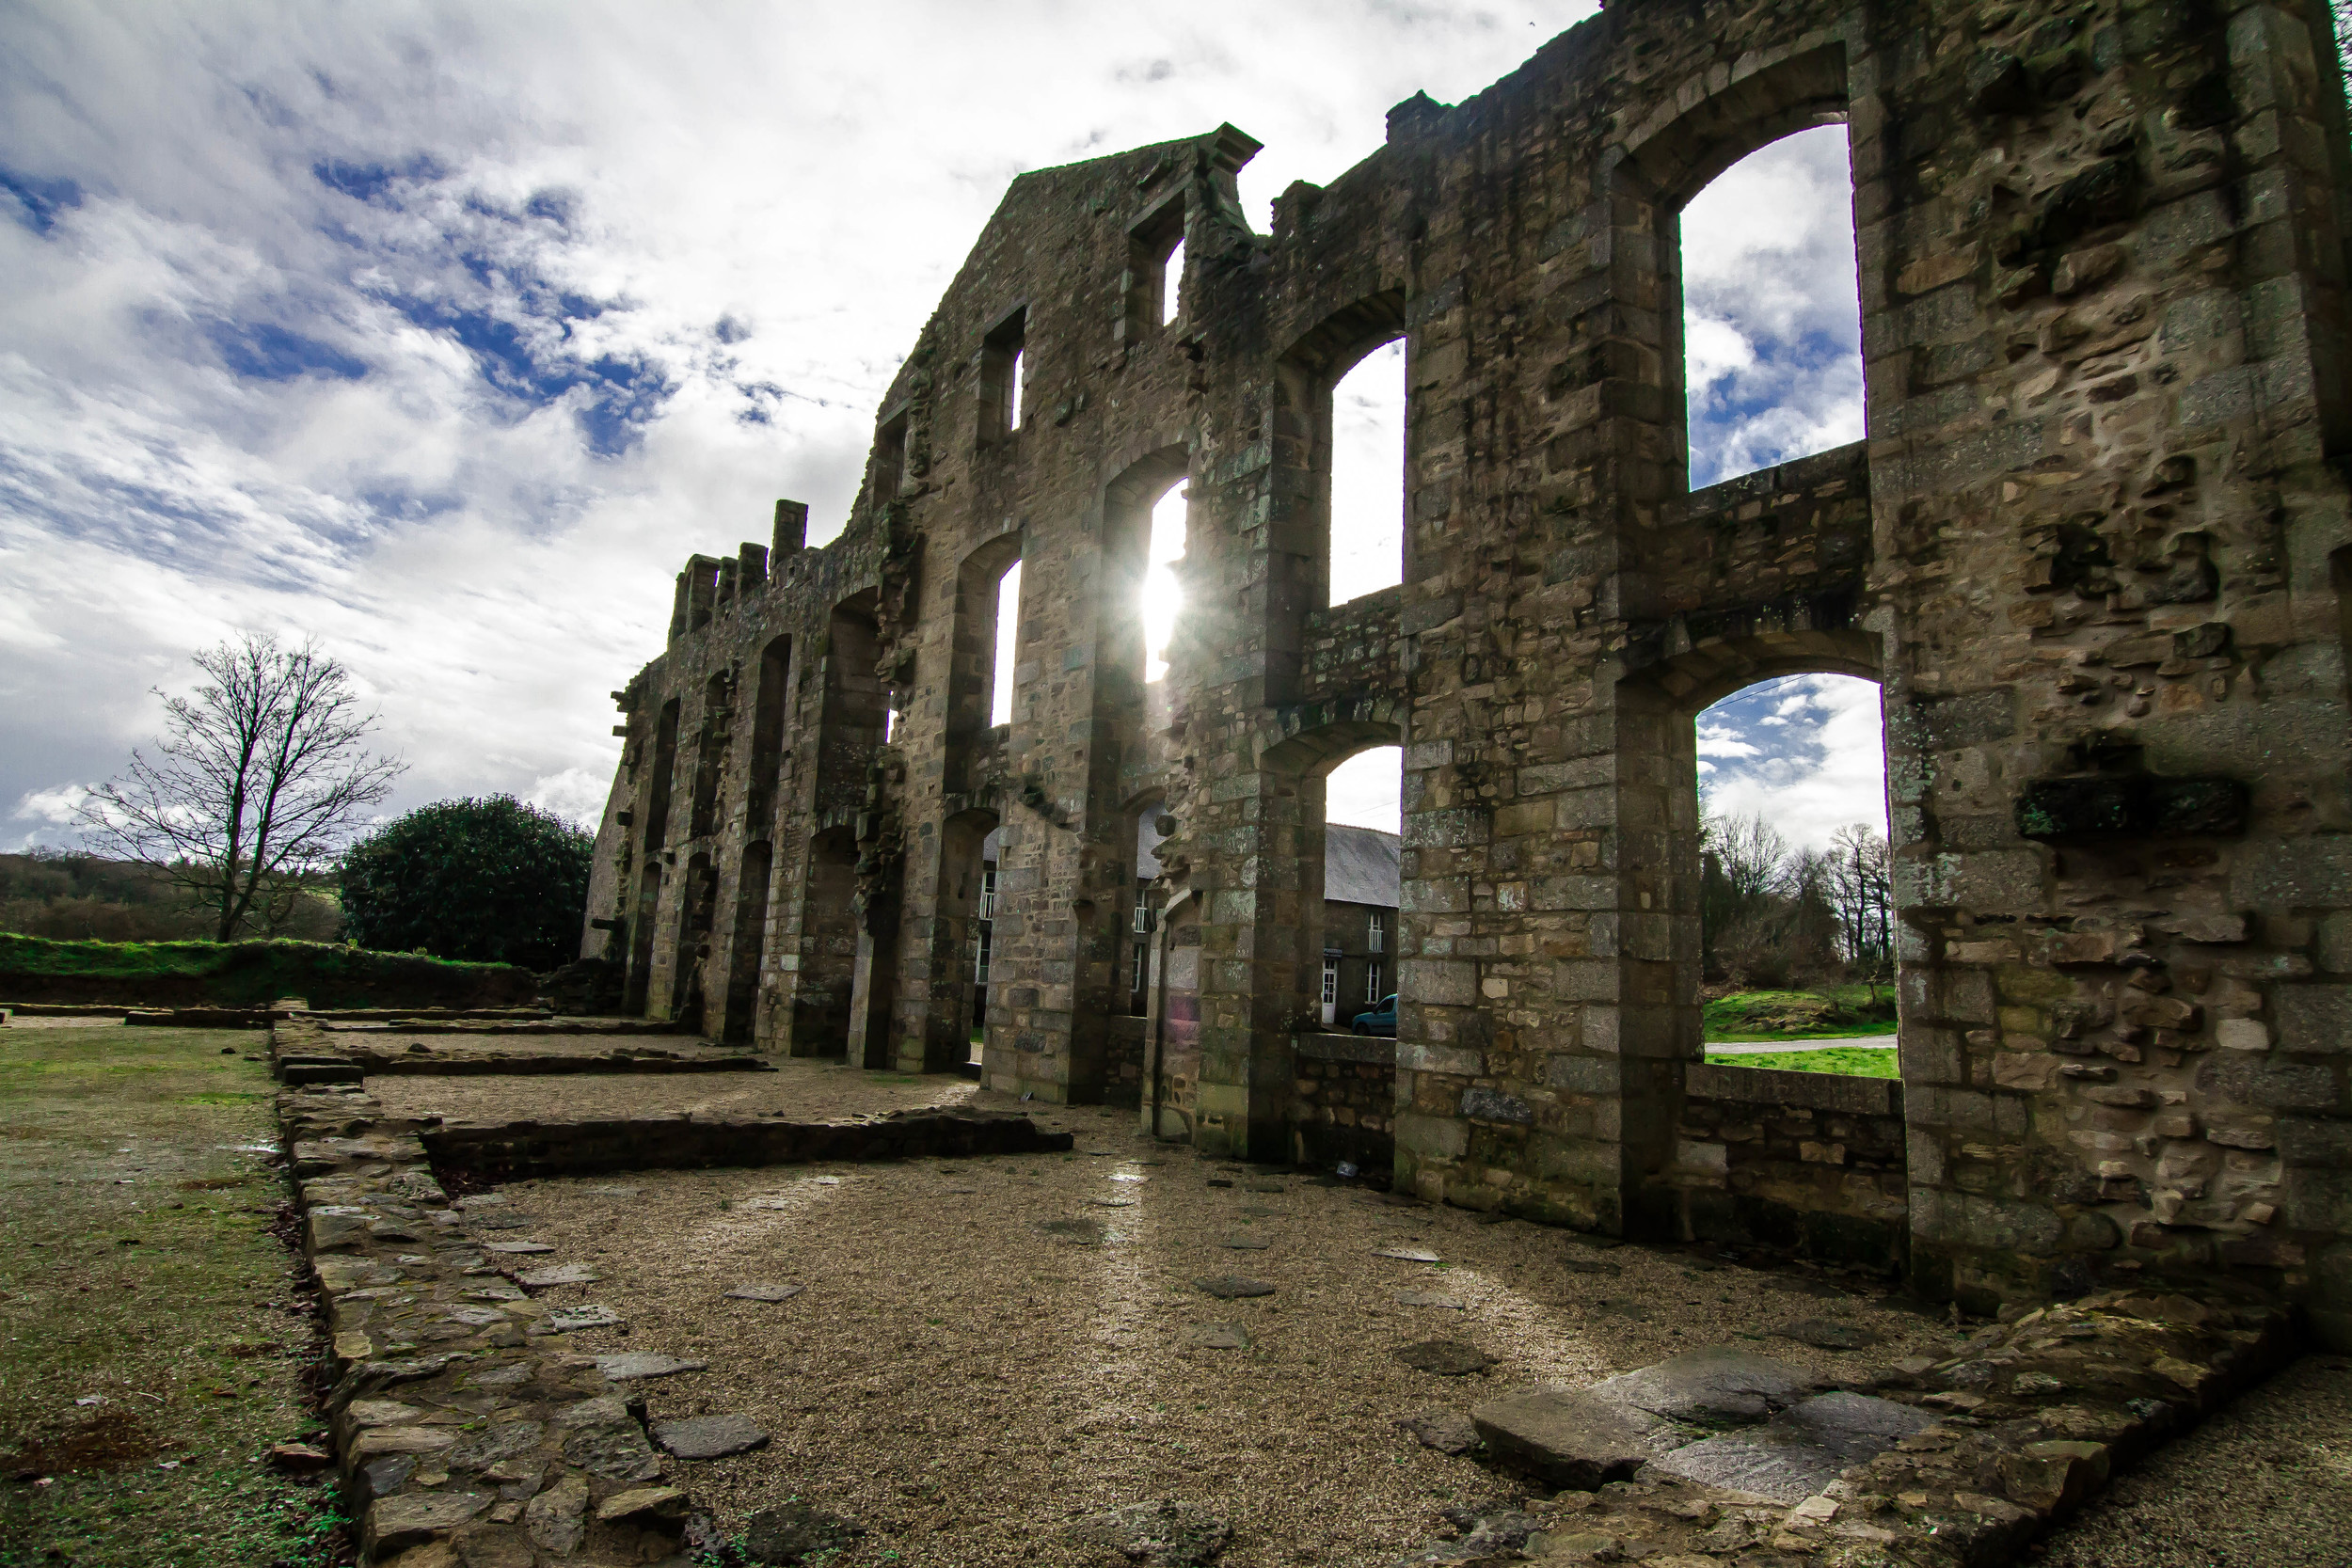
580, 0, 2352, 1342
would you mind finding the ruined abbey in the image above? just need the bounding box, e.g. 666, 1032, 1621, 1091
580, 0, 2352, 1344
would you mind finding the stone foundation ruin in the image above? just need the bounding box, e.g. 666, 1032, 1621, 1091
580, 0, 2352, 1344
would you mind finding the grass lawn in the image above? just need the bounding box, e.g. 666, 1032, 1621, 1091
0, 1022, 346, 1567
1703, 1043, 1899, 1078
1703, 984, 1897, 1043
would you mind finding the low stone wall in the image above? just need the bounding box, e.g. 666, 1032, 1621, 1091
420, 1108, 1072, 1183
278, 1082, 704, 1565
1105, 1015, 1146, 1109
271, 1014, 1077, 1565
1677, 1064, 1909, 1270
1292, 1033, 1396, 1172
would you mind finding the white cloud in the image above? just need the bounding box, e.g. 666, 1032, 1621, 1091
1, 1, 1600, 844
1327, 746, 1401, 834
1697, 674, 1886, 853
11, 782, 87, 824
1679, 124, 1865, 486
524, 767, 612, 828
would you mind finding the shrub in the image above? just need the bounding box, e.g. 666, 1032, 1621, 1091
340, 797, 593, 972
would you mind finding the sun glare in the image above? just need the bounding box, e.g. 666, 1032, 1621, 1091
1143, 486, 1185, 681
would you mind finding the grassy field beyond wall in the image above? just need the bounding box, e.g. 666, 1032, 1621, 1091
0, 934, 540, 1009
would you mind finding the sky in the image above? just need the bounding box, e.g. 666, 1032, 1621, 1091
1, 0, 1872, 858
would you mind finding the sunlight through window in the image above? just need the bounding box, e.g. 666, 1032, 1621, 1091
1143, 486, 1185, 682
1329, 340, 1405, 606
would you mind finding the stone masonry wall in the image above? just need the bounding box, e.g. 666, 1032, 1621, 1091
1291, 1033, 1398, 1172
583, 0, 2352, 1339
1678, 1063, 1912, 1271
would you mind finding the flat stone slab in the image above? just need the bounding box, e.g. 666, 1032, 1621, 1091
652, 1414, 770, 1460
1184, 1323, 1251, 1350
1219, 1234, 1271, 1250
1375, 1246, 1441, 1262
1584, 1346, 1825, 1434
1396, 1408, 1481, 1454
746, 1501, 862, 1562
1774, 1317, 1881, 1351
548, 1305, 626, 1332
516, 1263, 601, 1287
1396, 1338, 1495, 1376
1396, 1291, 1467, 1309
596, 1354, 707, 1382
1193, 1274, 1275, 1299
1065, 1501, 1231, 1568
1038, 1217, 1105, 1243
725, 1283, 804, 1303
1646, 1390, 1934, 1503
1470, 1387, 1653, 1489
482, 1241, 556, 1255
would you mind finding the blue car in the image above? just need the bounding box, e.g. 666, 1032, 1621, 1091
1352, 994, 1397, 1037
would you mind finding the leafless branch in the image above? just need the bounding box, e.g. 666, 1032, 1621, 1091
79, 634, 405, 941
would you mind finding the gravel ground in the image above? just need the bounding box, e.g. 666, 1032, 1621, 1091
370, 1055, 980, 1123
473, 1098, 1966, 1567
2036, 1352, 2352, 1567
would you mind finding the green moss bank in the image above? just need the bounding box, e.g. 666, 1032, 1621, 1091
0, 934, 539, 1010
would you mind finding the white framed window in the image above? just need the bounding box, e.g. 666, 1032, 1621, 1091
1365, 961, 1384, 1003
1132, 942, 1149, 995
974, 923, 992, 986
1321, 958, 1339, 1006
1367, 912, 1384, 953
1131, 897, 1153, 935
978, 867, 996, 919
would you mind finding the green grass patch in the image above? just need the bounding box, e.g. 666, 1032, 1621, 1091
1703, 1044, 1899, 1078
1703, 984, 1896, 1043
0, 1025, 348, 1566
0, 932, 537, 1009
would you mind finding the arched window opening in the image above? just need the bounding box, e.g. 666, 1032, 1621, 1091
1143, 485, 1187, 683
642, 699, 681, 852
1161, 238, 1185, 325
745, 637, 791, 831
1678, 124, 1864, 488
723, 840, 772, 1047
1692, 673, 1894, 1071
981, 308, 1027, 438
1319, 744, 1402, 1030
688, 670, 732, 840
990, 560, 1024, 727
1328, 340, 1406, 607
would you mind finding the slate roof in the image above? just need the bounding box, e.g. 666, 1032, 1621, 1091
1325, 824, 1401, 909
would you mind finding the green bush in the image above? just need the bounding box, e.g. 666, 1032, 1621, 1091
340, 796, 593, 972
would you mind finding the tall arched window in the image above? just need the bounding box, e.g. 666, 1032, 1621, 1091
1328, 340, 1406, 606
1679, 125, 1864, 487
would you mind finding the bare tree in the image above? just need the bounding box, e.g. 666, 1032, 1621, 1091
1827, 822, 1894, 999
80, 634, 405, 941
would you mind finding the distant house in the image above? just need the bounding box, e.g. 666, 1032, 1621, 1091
1320, 825, 1400, 1027
970, 820, 1399, 1046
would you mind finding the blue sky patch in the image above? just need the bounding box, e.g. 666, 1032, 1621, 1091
209, 320, 369, 382
1, 166, 84, 233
